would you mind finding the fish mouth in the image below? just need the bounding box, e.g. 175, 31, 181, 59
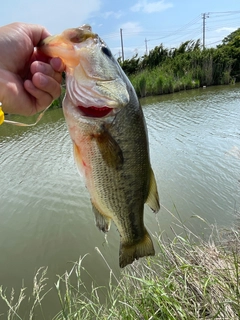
78, 106, 113, 118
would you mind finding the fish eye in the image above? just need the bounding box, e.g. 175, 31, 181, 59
70, 35, 82, 43
101, 46, 112, 58
66, 29, 94, 43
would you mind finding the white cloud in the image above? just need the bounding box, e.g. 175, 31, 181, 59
120, 22, 143, 34
204, 27, 238, 47
103, 11, 123, 19
131, 0, 173, 13
215, 27, 237, 34
1, 0, 101, 34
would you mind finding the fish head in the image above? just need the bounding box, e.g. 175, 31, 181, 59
39, 25, 130, 119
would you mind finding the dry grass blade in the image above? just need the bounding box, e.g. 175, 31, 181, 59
0, 209, 239, 319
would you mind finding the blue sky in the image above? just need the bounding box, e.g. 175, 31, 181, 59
1, 0, 240, 59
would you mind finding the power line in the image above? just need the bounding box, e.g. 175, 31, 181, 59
146, 15, 202, 43
208, 10, 240, 15
107, 10, 240, 59
206, 39, 222, 47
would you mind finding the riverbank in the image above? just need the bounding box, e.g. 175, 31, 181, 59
48, 67, 237, 111
1, 217, 239, 319
1, 84, 240, 319
49, 76, 237, 111
54, 220, 240, 320
120, 28, 240, 99
129, 68, 236, 99
47, 28, 240, 106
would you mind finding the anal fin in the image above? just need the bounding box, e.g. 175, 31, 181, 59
92, 202, 111, 233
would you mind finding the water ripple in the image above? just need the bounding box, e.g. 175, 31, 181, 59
1, 86, 240, 317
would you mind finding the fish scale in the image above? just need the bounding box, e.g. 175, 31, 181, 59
39, 24, 160, 268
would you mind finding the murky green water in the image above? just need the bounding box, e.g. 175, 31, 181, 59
0, 84, 240, 318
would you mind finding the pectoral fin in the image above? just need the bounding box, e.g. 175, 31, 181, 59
146, 168, 160, 213
93, 125, 124, 170
92, 202, 111, 233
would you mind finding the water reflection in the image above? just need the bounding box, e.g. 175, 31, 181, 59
0, 84, 240, 317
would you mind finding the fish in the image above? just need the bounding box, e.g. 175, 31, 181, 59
39, 25, 160, 268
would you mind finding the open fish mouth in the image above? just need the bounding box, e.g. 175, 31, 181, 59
77, 106, 114, 118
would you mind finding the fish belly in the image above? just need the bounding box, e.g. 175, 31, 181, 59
64, 99, 155, 267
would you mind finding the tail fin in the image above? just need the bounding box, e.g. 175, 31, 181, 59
119, 229, 155, 268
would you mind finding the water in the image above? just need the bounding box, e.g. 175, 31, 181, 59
0, 84, 240, 317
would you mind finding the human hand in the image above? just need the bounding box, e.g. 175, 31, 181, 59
0, 22, 65, 116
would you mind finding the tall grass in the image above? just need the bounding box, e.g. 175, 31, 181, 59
0, 267, 50, 320
130, 68, 200, 98
0, 211, 239, 319
122, 35, 239, 98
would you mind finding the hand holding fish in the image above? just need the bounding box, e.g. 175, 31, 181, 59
0, 22, 65, 116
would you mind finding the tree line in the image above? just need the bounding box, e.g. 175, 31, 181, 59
119, 28, 240, 98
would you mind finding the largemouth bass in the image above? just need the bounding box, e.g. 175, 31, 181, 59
39, 25, 160, 268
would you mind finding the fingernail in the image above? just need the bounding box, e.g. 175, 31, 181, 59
39, 74, 48, 86
50, 57, 64, 71
36, 62, 46, 73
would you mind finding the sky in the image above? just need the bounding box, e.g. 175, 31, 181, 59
1, 0, 240, 59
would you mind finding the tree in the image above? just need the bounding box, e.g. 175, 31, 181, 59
140, 44, 169, 69
217, 28, 240, 81
119, 54, 140, 75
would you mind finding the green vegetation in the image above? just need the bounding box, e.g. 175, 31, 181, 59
1, 30, 240, 320
49, 28, 240, 108
1, 213, 239, 319
120, 29, 240, 98
50, 86, 65, 109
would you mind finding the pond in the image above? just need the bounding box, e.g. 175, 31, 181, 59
0, 84, 239, 317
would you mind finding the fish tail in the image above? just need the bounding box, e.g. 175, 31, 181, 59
119, 229, 155, 268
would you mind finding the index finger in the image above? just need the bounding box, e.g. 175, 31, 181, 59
21, 23, 50, 47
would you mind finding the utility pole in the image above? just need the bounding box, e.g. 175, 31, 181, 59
145, 38, 148, 55
120, 28, 124, 62
202, 12, 209, 49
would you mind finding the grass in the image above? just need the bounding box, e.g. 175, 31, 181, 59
0, 210, 239, 319
129, 67, 200, 98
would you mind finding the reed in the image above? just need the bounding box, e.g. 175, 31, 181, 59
0, 212, 239, 319
129, 67, 201, 97
123, 30, 240, 98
